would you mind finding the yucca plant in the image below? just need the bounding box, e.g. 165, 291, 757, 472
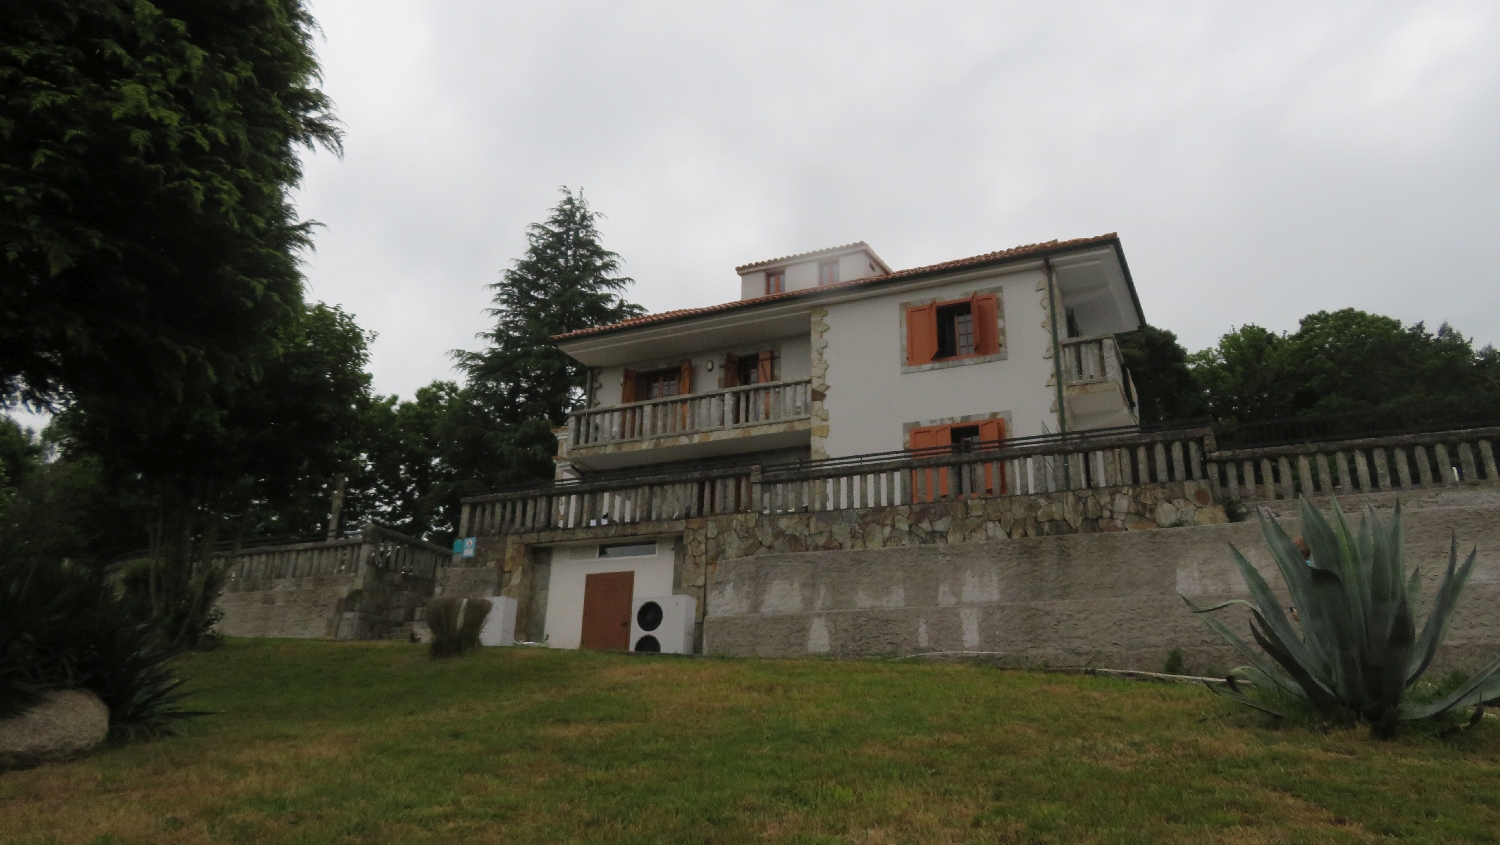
1186, 497, 1500, 736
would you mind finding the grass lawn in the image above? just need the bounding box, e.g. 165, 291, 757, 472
3, 640, 1499, 844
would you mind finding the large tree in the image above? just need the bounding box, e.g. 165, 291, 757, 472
1115, 325, 1204, 424
1186, 309, 1500, 443
345, 380, 464, 542
52, 302, 374, 644
452, 188, 645, 488
2, 1, 345, 644
1, 0, 340, 411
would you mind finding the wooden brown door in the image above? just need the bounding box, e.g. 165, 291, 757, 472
581, 571, 635, 651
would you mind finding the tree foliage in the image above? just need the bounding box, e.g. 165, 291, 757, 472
1, 0, 341, 412
1124, 310, 1500, 441
448, 188, 645, 492
51, 302, 374, 646
458, 188, 643, 428
2, 0, 351, 649
1116, 325, 1204, 424
347, 381, 466, 542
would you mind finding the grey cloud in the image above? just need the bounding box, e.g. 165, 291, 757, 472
295, 0, 1500, 399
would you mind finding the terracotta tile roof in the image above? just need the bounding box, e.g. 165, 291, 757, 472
554, 233, 1119, 342
733, 241, 873, 272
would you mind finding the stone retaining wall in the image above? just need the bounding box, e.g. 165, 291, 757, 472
703, 500, 1500, 673
695, 480, 1225, 562
218, 562, 432, 640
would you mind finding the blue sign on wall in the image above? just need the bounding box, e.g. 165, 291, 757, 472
462, 537, 476, 558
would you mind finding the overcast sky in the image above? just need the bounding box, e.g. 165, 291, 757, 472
295, 0, 1500, 401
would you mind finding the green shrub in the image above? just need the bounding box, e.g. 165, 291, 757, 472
1221, 498, 1248, 523
427, 596, 492, 659
1162, 648, 1185, 675
0, 556, 200, 736
1186, 497, 1500, 736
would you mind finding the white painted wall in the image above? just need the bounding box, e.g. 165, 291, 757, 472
838, 252, 880, 285
785, 260, 820, 292
820, 267, 1058, 457
740, 271, 766, 300
779, 335, 812, 381
543, 540, 677, 650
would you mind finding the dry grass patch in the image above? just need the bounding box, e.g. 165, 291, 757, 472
3, 641, 1499, 844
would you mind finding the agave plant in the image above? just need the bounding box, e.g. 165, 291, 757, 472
1186, 497, 1500, 735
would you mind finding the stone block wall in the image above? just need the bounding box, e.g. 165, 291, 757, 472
703, 500, 1500, 673
475, 479, 1228, 654
692, 480, 1225, 565
218, 560, 433, 640
332, 568, 434, 640
219, 574, 360, 639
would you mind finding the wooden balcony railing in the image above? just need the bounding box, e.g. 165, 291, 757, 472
568, 378, 813, 449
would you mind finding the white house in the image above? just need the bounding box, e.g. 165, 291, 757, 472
554, 233, 1143, 473
525, 234, 1147, 650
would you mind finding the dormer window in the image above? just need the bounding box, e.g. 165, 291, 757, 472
736, 242, 886, 301
818, 260, 839, 286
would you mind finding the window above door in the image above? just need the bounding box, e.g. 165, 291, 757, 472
722, 349, 777, 387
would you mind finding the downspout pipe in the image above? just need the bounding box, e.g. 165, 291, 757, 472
1044, 257, 1071, 488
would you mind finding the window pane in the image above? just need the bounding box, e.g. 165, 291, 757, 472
956, 312, 974, 356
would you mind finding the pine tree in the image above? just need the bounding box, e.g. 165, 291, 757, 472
459, 188, 644, 424
452, 188, 644, 487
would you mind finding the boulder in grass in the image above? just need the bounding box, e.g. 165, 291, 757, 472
0, 690, 110, 770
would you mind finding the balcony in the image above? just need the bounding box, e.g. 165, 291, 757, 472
562, 379, 814, 470
1059, 335, 1138, 431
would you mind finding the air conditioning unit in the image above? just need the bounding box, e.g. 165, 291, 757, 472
479, 595, 517, 647
630, 595, 696, 654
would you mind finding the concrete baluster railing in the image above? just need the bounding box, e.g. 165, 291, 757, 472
1203, 426, 1500, 503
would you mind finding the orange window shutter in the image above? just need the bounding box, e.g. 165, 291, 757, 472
909, 425, 951, 503
757, 350, 774, 383
621, 369, 638, 403
909, 425, 948, 452
977, 418, 1004, 444
978, 418, 1006, 495
973, 293, 1000, 355
906, 303, 938, 365
723, 354, 740, 388
679, 360, 694, 394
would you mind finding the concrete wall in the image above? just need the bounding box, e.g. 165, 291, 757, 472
820, 266, 1057, 456
704, 501, 1500, 674
542, 539, 678, 649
